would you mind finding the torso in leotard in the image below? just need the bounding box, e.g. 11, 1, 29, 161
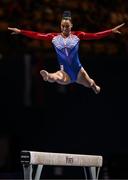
52, 34, 82, 82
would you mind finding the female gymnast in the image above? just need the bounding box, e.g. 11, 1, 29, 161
8, 11, 124, 94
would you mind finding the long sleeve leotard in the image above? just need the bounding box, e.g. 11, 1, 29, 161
20, 29, 113, 82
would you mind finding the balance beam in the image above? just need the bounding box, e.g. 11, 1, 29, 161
21, 150, 103, 180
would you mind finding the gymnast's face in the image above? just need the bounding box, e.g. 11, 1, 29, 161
61, 19, 73, 36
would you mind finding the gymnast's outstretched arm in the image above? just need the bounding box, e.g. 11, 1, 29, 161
73, 23, 125, 40
8, 27, 58, 40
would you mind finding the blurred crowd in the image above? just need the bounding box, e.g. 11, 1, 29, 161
0, 0, 128, 56
0, 2, 128, 178
0, 0, 128, 107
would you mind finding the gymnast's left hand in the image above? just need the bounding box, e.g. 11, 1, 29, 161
8, 27, 21, 35
112, 23, 125, 34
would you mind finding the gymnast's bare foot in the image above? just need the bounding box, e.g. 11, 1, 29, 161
40, 70, 49, 81
92, 85, 101, 94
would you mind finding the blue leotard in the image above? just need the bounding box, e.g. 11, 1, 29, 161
52, 34, 82, 82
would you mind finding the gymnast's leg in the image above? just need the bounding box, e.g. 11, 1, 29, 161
40, 70, 71, 85
76, 67, 101, 94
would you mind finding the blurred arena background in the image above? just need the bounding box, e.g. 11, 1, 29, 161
0, 0, 128, 179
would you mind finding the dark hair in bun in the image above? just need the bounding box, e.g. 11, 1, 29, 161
62, 11, 72, 21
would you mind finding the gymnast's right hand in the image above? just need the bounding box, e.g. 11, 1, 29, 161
8, 27, 21, 35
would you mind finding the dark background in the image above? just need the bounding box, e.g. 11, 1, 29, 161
0, 0, 128, 179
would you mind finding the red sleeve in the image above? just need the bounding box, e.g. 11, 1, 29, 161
73, 29, 113, 40
20, 30, 58, 40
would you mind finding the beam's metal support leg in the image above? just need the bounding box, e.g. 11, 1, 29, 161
83, 166, 100, 180
34, 165, 43, 180
96, 167, 101, 179
83, 167, 87, 179
88, 167, 101, 180
88, 167, 96, 179
23, 164, 33, 180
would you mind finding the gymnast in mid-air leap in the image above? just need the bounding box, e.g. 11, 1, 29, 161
8, 11, 124, 94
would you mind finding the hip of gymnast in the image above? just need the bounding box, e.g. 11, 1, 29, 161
8, 11, 125, 94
